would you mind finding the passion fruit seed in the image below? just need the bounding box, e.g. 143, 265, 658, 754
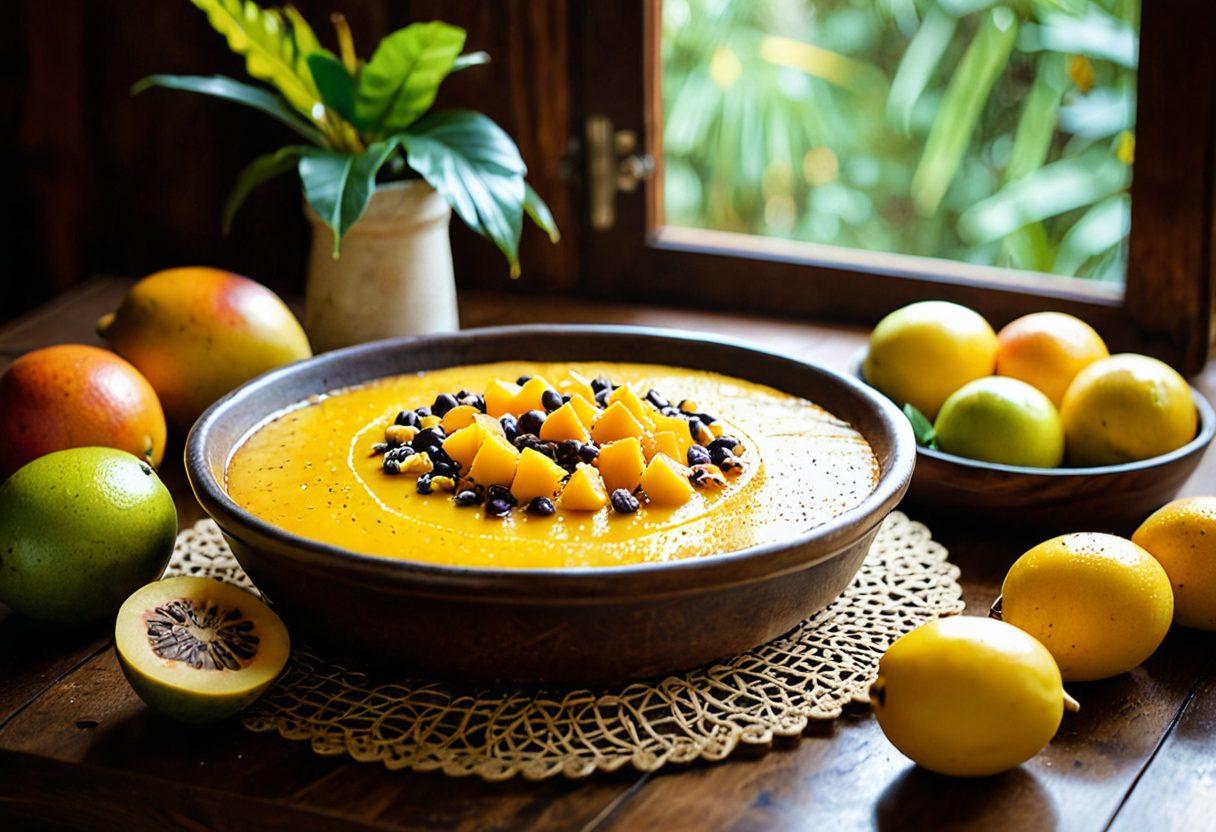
144, 598, 259, 671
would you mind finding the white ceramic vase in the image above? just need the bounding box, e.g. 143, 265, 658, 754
304, 180, 459, 352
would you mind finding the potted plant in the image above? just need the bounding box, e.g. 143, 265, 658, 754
137, 0, 559, 351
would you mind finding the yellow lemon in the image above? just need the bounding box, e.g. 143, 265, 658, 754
1001, 533, 1174, 681
996, 312, 1109, 407
871, 616, 1069, 778
934, 377, 1064, 467
1060, 354, 1196, 466
1132, 497, 1216, 631
863, 301, 998, 420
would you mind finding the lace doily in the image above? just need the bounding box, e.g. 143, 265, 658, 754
167, 512, 962, 781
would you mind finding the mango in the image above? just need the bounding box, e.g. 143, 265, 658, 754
608, 385, 655, 426
643, 431, 681, 463
640, 454, 695, 506
591, 402, 646, 444
442, 424, 488, 473
508, 377, 555, 415
468, 434, 519, 487
440, 404, 479, 434
567, 393, 600, 427
557, 464, 608, 512
596, 437, 646, 494
651, 414, 694, 455
484, 379, 521, 418
510, 448, 568, 503
559, 370, 596, 403
98, 267, 311, 427
539, 402, 590, 443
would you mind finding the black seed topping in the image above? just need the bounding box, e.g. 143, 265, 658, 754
414, 406, 431, 418
610, 489, 640, 513
371, 442, 390, 455
594, 388, 611, 407
527, 496, 556, 516
485, 497, 512, 517
591, 376, 613, 394
645, 389, 669, 409
145, 598, 259, 671
383, 458, 402, 475
455, 489, 483, 507
432, 393, 459, 416
412, 427, 446, 452
518, 409, 547, 435
541, 389, 563, 413
416, 474, 433, 495
578, 442, 600, 464
709, 436, 743, 455
395, 410, 420, 428
555, 439, 584, 471
500, 414, 519, 443
516, 375, 532, 385
486, 485, 518, 506
687, 444, 712, 467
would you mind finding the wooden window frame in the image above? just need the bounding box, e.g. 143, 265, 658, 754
575, 0, 1216, 373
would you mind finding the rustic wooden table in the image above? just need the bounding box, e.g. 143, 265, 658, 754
2, 277, 1214, 831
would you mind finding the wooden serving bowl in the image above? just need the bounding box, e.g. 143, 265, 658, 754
853, 354, 1215, 534
187, 326, 914, 685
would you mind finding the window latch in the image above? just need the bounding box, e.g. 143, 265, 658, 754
586, 115, 654, 230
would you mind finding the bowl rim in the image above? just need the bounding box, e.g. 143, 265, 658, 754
851, 348, 1216, 477
185, 324, 914, 593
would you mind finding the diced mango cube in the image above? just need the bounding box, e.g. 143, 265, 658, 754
441, 424, 488, 473
419, 414, 442, 429
591, 401, 646, 444
651, 414, 694, 455
468, 434, 520, 487
558, 370, 597, 403
539, 402, 590, 443
485, 379, 522, 418
642, 430, 681, 463
507, 376, 555, 415
608, 385, 655, 426
567, 393, 600, 427
473, 413, 507, 438
510, 448, 568, 503
640, 453, 694, 506
440, 404, 478, 433
596, 437, 645, 494
557, 464, 608, 511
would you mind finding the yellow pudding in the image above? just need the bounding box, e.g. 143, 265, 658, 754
225, 362, 878, 568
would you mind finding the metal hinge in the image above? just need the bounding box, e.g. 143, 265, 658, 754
585, 115, 654, 230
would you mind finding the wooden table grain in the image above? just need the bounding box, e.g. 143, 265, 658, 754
2, 277, 1214, 832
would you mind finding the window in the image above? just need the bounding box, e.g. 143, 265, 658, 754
577, 1, 1216, 372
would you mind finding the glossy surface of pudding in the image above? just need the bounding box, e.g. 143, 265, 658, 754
226, 362, 878, 568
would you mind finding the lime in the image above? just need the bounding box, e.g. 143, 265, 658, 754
0, 447, 177, 623
934, 376, 1064, 467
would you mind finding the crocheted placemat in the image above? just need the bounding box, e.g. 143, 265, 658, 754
166, 512, 962, 781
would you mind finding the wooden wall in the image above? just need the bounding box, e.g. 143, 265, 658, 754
6, 0, 578, 322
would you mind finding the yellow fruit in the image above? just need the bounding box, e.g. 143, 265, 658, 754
467, 434, 519, 487
608, 385, 655, 426
996, 312, 1109, 407
863, 301, 998, 419
557, 464, 608, 511
596, 437, 646, 494
1133, 497, 1216, 631
1001, 533, 1174, 681
591, 401, 646, 444
1061, 354, 1196, 466
933, 377, 1064, 468
558, 370, 596, 403
643, 430, 681, 462
484, 379, 522, 418
508, 376, 555, 415
640, 454, 695, 506
440, 404, 478, 434
442, 424, 488, 473
510, 448, 568, 503
539, 402, 590, 443
567, 393, 600, 427
871, 616, 1069, 778
651, 413, 694, 455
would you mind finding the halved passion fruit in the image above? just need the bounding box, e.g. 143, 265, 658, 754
115, 576, 290, 723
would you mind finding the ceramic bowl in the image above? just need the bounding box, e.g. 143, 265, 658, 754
853, 353, 1215, 533
187, 326, 914, 684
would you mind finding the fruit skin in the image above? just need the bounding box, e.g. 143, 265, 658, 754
115, 576, 290, 723
1001, 533, 1173, 681
1132, 497, 1216, 631
996, 312, 1109, 407
0, 447, 177, 623
1060, 353, 1196, 466
863, 301, 998, 420
0, 345, 166, 480
933, 377, 1064, 468
871, 616, 1066, 778
97, 267, 311, 428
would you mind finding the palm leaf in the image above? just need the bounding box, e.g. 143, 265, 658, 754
886, 6, 957, 134
1053, 194, 1130, 275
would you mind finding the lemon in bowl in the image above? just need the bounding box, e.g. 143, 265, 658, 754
933, 377, 1064, 468
999, 533, 1174, 681
862, 301, 998, 420
1061, 354, 1197, 466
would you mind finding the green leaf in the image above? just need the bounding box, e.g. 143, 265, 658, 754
401, 110, 528, 275
1053, 194, 1130, 276
903, 404, 937, 449
223, 145, 311, 234
524, 184, 560, 243
452, 51, 491, 72
886, 6, 957, 134
1019, 7, 1138, 69
188, 0, 324, 119
355, 22, 466, 137
307, 52, 357, 124
911, 7, 1018, 217
132, 74, 327, 146
1005, 54, 1066, 184
299, 139, 401, 256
